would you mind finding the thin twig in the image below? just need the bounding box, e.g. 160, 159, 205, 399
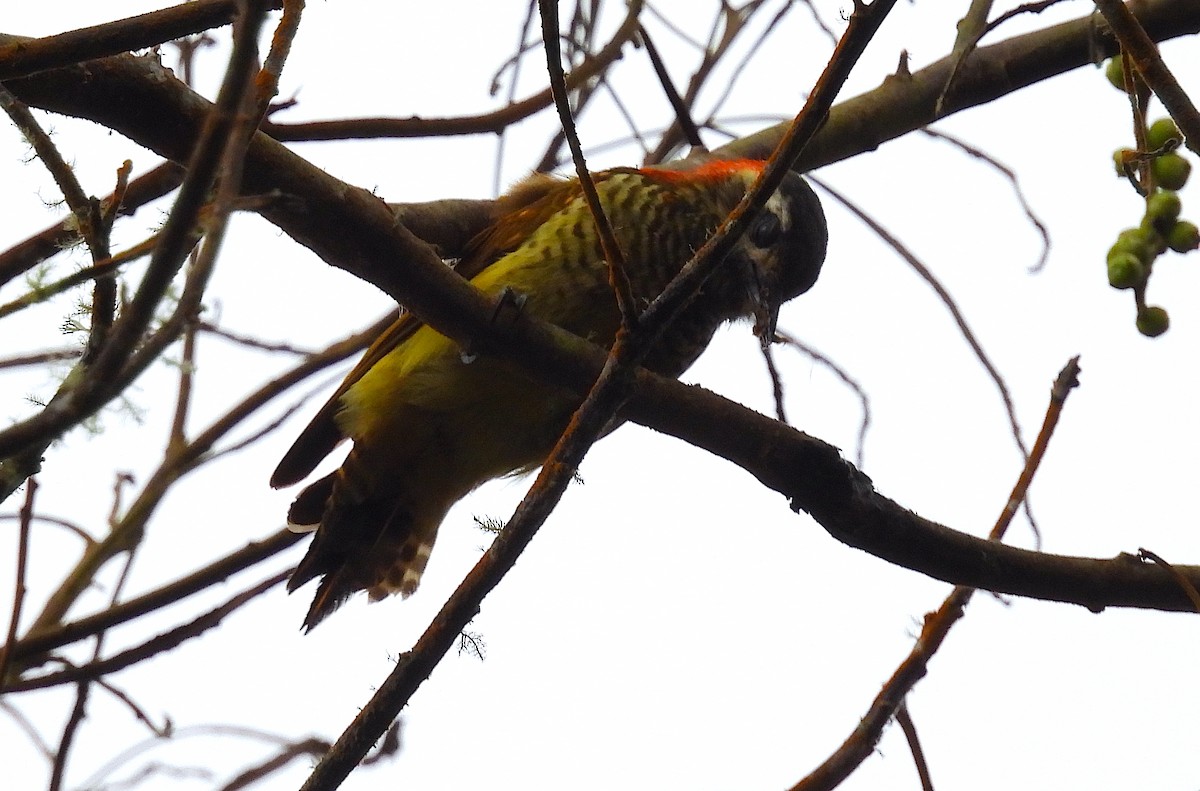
937, 0, 994, 117
49, 539, 139, 791
1094, 0, 1200, 156
704, 1, 802, 127
0, 477, 36, 685
0, 349, 81, 369
0, 513, 95, 546
796, 0, 839, 46
81, 723, 298, 790
921, 127, 1051, 273
808, 177, 1032, 458
94, 677, 172, 737
297, 5, 895, 789
1, 699, 54, 759
21, 311, 386, 640
5, 570, 290, 694
0, 234, 158, 321
0, 0, 277, 498
0, 161, 183, 292
639, 24, 704, 149
811, 173, 1044, 543
85, 161, 130, 360
776, 330, 871, 468
0, 81, 121, 365
165, 26, 223, 457
895, 703, 935, 791
0, 85, 92, 232
989, 357, 1079, 539
197, 321, 316, 355
1138, 549, 1200, 613
261, 2, 643, 143
983, 0, 1071, 36
220, 738, 332, 791
761, 345, 788, 423
492, 0, 537, 190
644, 1, 772, 165
539, 0, 639, 325
790, 356, 1081, 791
6, 529, 300, 668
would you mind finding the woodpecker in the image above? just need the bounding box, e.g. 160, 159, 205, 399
271, 159, 828, 629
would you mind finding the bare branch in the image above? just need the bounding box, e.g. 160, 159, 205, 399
0, 0, 281, 82
809, 176, 1032, 463
296, 6, 896, 788
0, 477, 35, 685
790, 357, 1080, 791
5, 571, 290, 694
0, 3, 276, 507
896, 703, 935, 791
0, 162, 183, 292
920, 127, 1051, 272
539, 0, 639, 324
258, 2, 644, 142
1094, 0, 1200, 155
21, 313, 385, 639
777, 331, 871, 468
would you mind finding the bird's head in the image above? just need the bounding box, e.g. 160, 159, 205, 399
733, 169, 828, 348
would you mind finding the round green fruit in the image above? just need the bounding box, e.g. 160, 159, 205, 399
1167, 220, 1200, 253
1107, 252, 1144, 289
1146, 190, 1183, 233
1136, 306, 1169, 337
1113, 227, 1160, 264
1146, 117, 1182, 151
1113, 148, 1139, 176
1105, 56, 1129, 91
1152, 152, 1192, 190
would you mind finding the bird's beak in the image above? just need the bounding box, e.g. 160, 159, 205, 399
747, 263, 781, 351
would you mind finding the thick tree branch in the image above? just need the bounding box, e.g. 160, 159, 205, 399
299, 1, 898, 782
0, 0, 1194, 269
1093, 0, 1200, 154
1, 5, 1198, 613
726, 0, 1200, 163
0, 0, 282, 82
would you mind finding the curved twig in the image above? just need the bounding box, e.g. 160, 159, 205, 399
790, 357, 1080, 791
777, 330, 871, 468
1094, 0, 1200, 156
921, 127, 1051, 273
259, 1, 644, 142
4, 570, 289, 694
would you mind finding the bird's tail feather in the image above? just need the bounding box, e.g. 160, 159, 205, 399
286, 446, 438, 630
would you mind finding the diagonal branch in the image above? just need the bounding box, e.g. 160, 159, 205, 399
790, 357, 1081, 791
1093, 0, 1200, 155
0, 0, 281, 82
297, 5, 897, 788
1, 1, 1198, 622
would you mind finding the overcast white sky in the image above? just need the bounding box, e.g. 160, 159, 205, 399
3, 2, 1200, 790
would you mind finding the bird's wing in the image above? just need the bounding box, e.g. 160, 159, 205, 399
270, 174, 584, 489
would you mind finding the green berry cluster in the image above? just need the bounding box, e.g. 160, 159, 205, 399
1104, 55, 1196, 338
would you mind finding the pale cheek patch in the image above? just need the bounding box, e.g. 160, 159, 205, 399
764, 191, 793, 233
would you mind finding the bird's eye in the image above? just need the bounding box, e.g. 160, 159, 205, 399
749, 212, 782, 248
